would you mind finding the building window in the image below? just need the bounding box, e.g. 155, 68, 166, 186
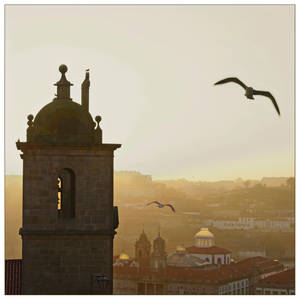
57, 168, 75, 218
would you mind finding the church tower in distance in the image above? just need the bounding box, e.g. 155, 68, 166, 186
135, 230, 151, 270
151, 231, 167, 271
16, 65, 121, 295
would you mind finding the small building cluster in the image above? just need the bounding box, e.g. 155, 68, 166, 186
255, 269, 295, 295
204, 217, 294, 232
113, 228, 294, 295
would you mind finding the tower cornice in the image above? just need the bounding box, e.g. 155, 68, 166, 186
16, 141, 121, 152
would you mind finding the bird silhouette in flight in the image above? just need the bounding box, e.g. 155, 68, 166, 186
86, 69, 90, 72
147, 201, 175, 213
214, 77, 280, 116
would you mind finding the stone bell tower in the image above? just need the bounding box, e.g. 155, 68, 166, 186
16, 65, 121, 295
151, 230, 167, 271
135, 230, 151, 270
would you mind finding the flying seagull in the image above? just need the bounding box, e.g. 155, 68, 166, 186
147, 201, 175, 213
214, 77, 280, 116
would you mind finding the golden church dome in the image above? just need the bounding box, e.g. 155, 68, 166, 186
119, 253, 130, 260
195, 228, 214, 238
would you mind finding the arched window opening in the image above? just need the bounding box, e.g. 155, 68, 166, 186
57, 177, 62, 212
57, 168, 75, 218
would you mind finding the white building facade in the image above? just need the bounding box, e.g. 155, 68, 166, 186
186, 228, 231, 265
204, 217, 293, 232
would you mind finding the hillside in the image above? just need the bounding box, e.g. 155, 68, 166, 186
5, 173, 294, 260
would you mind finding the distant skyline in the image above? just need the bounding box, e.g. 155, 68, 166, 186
5, 5, 294, 181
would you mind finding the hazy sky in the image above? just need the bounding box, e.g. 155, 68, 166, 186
5, 5, 294, 181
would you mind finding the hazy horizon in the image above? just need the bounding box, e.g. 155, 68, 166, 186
4, 172, 293, 183
5, 5, 294, 181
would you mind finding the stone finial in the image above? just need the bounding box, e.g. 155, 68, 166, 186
27, 114, 34, 127
94, 115, 102, 144
27, 114, 34, 142
95, 115, 102, 126
59, 64, 68, 74
54, 64, 73, 100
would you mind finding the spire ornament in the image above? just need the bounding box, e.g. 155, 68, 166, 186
54, 64, 73, 100
81, 69, 90, 111
94, 115, 103, 144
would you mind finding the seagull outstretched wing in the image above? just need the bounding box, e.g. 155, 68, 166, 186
253, 90, 280, 116
147, 201, 160, 206
214, 77, 247, 90
165, 204, 176, 213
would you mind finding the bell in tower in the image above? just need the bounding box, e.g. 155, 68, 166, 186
16, 65, 121, 295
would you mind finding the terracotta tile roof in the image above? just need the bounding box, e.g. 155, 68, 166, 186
165, 266, 246, 282
114, 264, 247, 283
185, 245, 231, 254
233, 256, 284, 274
257, 269, 295, 288
5, 259, 22, 295
114, 256, 284, 284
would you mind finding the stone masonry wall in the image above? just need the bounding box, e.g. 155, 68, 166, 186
20, 147, 116, 294
22, 148, 114, 231
22, 234, 113, 294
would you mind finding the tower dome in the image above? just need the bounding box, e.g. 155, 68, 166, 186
26, 65, 102, 146
153, 235, 165, 248
194, 228, 215, 248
